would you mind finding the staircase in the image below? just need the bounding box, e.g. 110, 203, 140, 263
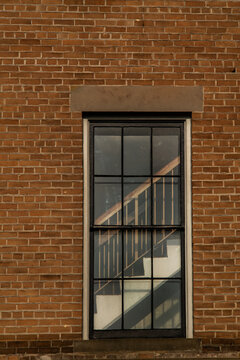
93, 156, 182, 332
94, 233, 181, 330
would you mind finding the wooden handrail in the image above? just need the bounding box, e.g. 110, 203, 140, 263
95, 156, 180, 225
94, 157, 180, 295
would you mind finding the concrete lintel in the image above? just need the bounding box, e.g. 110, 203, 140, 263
71, 86, 203, 112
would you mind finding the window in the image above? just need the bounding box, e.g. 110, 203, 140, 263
87, 114, 188, 339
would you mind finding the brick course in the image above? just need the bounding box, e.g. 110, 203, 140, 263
1, 0, 240, 353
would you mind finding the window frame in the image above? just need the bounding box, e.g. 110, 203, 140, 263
82, 113, 193, 340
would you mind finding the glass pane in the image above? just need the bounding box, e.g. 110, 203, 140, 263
124, 127, 150, 175
153, 280, 181, 329
123, 177, 151, 225
124, 230, 151, 278
153, 128, 180, 175
94, 127, 121, 175
94, 280, 122, 330
94, 177, 121, 225
124, 280, 151, 329
94, 230, 122, 279
153, 230, 181, 278
153, 177, 180, 225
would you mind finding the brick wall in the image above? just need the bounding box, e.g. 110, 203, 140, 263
1, 0, 240, 348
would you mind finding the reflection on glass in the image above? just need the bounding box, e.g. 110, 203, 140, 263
94, 230, 122, 279
153, 280, 181, 329
153, 230, 181, 278
94, 177, 121, 225
123, 177, 151, 225
153, 177, 180, 225
94, 280, 122, 330
153, 128, 180, 175
124, 280, 151, 329
94, 127, 121, 175
124, 128, 150, 175
124, 230, 151, 278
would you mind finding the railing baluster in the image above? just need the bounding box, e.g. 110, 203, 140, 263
116, 210, 119, 276
163, 229, 165, 256
163, 177, 165, 225
107, 218, 110, 278
108, 229, 110, 278
144, 229, 147, 254
113, 233, 115, 278
126, 203, 128, 225
153, 229, 157, 248
117, 231, 121, 274
145, 189, 148, 224
135, 196, 138, 225
103, 243, 106, 278
134, 230, 138, 266
153, 183, 156, 224
98, 230, 101, 279
162, 177, 166, 257
125, 230, 127, 271
117, 209, 120, 226
135, 197, 138, 262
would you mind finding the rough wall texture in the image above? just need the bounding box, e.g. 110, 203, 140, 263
1, 0, 240, 352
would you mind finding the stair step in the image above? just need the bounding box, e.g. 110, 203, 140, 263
143, 244, 180, 278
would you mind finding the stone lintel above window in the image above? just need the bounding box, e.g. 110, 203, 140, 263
71, 86, 203, 113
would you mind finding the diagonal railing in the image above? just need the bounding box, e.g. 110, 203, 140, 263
94, 156, 180, 296
95, 229, 176, 292
95, 156, 180, 226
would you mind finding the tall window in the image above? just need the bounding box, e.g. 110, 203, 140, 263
89, 117, 185, 338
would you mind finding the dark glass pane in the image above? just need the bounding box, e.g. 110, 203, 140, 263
94, 127, 121, 175
94, 280, 122, 330
124, 230, 151, 278
153, 177, 180, 225
94, 230, 122, 279
153, 230, 181, 278
124, 127, 150, 175
94, 177, 121, 225
153, 128, 180, 175
153, 280, 181, 329
123, 177, 151, 225
124, 280, 151, 329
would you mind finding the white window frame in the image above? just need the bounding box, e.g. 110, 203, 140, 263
82, 116, 193, 340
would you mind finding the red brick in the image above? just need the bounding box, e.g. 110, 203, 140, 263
0, 0, 240, 351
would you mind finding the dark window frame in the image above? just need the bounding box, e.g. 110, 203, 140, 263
87, 113, 187, 339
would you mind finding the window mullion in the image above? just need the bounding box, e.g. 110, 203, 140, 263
150, 127, 154, 329
121, 127, 124, 330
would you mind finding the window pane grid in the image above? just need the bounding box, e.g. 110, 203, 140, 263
92, 228, 184, 331
91, 122, 185, 336
93, 230, 182, 278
